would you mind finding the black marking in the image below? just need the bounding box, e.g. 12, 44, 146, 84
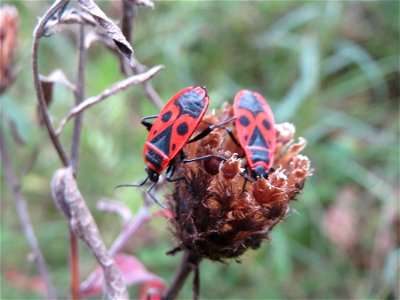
175, 90, 205, 118
161, 111, 172, 122
239, 115, 250, 127
262, 119, 271, 130
252, 165, 267, 178
248, 126, 268, 148
177, 122, 189, 136
149, 126, 173, 156
172, 144, 176, 151
238, 92, 264, 116
244, 135, 248, 141
145, 148, 164, 171
250, 148, 270, 164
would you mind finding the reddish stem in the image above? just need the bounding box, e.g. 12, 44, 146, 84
69, 229, 80, 300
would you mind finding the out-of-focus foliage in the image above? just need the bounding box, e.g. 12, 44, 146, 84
1, 1, 398, 299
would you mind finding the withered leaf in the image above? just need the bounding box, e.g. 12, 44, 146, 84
37, 70, 75, 126
77, 0, 133, 63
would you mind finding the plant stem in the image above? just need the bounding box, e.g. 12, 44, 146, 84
32, 0, 70, 167
70, 23, 86, 171
69, 229, 80, 300
163, 251, 201, 300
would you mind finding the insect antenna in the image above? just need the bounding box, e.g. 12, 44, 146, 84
115, 176, 149, 189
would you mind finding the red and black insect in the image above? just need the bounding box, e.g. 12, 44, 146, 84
233, 90, 276, 179
142, 86, 210, 183
118, 86, 229, 205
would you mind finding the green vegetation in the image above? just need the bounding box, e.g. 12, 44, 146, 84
1, 1, 398, 299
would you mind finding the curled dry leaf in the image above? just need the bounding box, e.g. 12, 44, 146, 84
51, 167, 128, 299
80, 253, 165, 298
77, 0, 134, 63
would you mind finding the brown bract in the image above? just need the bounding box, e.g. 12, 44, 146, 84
168, 104, 312, 261
0, 5, 19, 93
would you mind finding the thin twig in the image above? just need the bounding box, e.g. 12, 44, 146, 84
119, 0, 162, 110
32, 0, 70, 167
70, 23, 86, 171
68, 23, 87, 300
0, 119, 56, 300
163, 251, 201, 300
56, 64, 164, 135
80, 205, 151, 291
109, 206, 151, 256
193, 263, 199, 300
122, 0, 136, 44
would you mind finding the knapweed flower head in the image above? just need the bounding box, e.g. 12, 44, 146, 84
168, 103, 311, 261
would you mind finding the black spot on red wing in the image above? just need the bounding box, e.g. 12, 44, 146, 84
262, 119, 271, 130
244, 135, 248, 141
177, 122, 189, 136
239, 115, 250, 127
149, 126, 173, 156
172, 144, 176, 151
248, 126, 268, 148
174, 90, 206, 118
161, 111, 172, 122
145, 148, 164, 172
238, 92, 265, 116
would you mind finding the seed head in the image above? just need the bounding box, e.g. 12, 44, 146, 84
168, 104, 311, 261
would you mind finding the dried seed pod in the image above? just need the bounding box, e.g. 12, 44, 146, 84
168, 104, 311, 261
0, 5, 19, 93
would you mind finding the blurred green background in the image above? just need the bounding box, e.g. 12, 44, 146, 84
1, 1, 399, 299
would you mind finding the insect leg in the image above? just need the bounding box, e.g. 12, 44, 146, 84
188, 116, 237, 143
183, 154, 228, 164
165, 161, 185, 182
140, 115, 158, 131
147, 182, 166, 208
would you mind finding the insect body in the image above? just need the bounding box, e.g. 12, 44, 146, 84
143, 86, 209, 183
233, 90, 276, 178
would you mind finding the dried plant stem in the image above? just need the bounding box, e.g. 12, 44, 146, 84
70, 23, 86, 170
119, 1, 163, 110
32, 0, 70, 167
69, 230, 80, 300
163, 251, 201, 300
68, 24, 87, 299
0, 120, 56, 300
56, 65, 164, 135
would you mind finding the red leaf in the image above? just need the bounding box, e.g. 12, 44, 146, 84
80, 253, 165, 297
5, 269, 46, 295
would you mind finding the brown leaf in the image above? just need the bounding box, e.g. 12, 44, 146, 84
77, 0, 133, 62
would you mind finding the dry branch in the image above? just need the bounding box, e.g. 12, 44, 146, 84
51, 167, 128, 299
56, 64, 164, 135
0, 122, 56, 300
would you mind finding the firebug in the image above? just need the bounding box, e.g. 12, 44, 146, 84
233, 90, 276, 179
118, 86, 230, 205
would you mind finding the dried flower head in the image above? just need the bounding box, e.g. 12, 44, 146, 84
0, 5, 19, 93
168, 103, 311, 261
